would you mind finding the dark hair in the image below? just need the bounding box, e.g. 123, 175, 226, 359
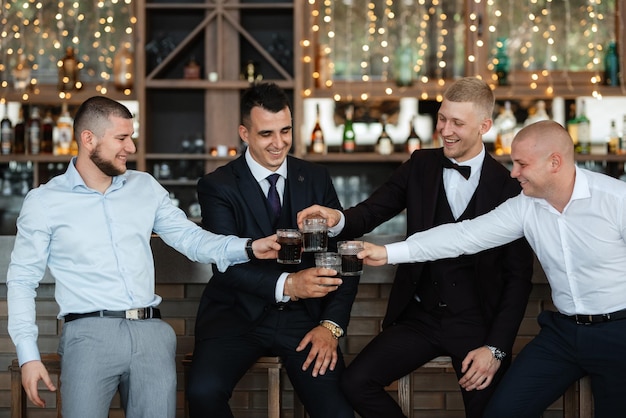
74, 96, 133, 139
240, 82, 291, 127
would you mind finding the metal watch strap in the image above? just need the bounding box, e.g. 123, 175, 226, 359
320, 320, 344, 339
486, 345, 506, 361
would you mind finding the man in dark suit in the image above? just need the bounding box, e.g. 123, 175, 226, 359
187, 82, 357, 418
298, 77, 534, 418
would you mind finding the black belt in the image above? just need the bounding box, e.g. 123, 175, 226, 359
64, 307, 161, 322
562, 308, 626, 325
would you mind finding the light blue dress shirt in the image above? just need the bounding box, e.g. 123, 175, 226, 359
7, 158, 250, 365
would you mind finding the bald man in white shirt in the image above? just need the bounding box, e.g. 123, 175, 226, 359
360, 120, 626, 417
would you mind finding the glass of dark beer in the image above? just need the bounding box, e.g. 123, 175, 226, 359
277, 229, 303, 264
314, 252, 342, 283
337, 240, 364, 276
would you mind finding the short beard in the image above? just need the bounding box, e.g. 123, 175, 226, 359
90, 145, 125, 177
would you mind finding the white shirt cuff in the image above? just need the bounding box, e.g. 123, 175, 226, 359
385, 241, 411, 265
275, 272, 291, 303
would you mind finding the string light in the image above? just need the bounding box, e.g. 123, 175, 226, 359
1, 0, 135, 99
311, 0, 615, 97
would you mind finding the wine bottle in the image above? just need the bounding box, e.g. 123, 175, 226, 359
310, 104, 326, 154
41, 110, 54, 154
1, 103, 13, 155
56, 103, 74, 156
405, 116, 421, 154
28, 106, 42, 155
577, 100, 591, 155
342, 105, 356, 153
376, 114, 393, 155
13, 107, 25, 154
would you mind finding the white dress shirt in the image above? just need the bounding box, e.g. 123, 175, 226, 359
386, 166, 626, 316
443, 147, 485, 219
244, 150, 290, 302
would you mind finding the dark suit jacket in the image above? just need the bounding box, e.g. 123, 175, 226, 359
340, 148, 533, 355
194, 154, 358, 341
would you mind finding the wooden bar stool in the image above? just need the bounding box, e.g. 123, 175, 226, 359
396, 356, 453, 416
397, 356, 594, 418
182, 353, 306, 418
9, 353, 62, 418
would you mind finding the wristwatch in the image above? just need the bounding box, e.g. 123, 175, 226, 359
486, 345, 506, 361
245, 239, 256, 260
320, 320, 344, 339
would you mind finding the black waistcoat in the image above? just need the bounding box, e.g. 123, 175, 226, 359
416, 181, 481, 314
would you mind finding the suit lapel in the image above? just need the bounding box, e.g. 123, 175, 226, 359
474, 153, 508, 214
285, 157, 308, 226
423, 150, 446, 227
232, 156, 276, 235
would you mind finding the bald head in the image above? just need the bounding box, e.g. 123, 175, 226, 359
513, 120, 575, 164
510, 120, 577, 211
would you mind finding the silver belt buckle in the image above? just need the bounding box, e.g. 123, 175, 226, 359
125, 308, 144, 320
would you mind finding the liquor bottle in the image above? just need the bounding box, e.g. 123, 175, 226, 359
494, 101, 517, 154
58, 47, 81, 91
1, 103, 13, 155
604, 41, 619, 86
13, 107, 25, 154
577, 100, 591, 155
494, 37, 510, 86
566, 103, 579, 149
41, 110, 54, 154
405, 115, 421, 154
621, 114, 626, 154
607, 119, 619, 155
376, 114, 393, 155
394, 39, 414, 87
113, 42, 134, 90
183, 56, 201, 80
524, 100, 550, 126
310, 104, 326, 154
28, 106, 42, 155
56, 103, 74, 156
342, 105, 356, 153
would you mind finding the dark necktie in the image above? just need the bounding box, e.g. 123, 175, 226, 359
266, 173, 282, 222
442, 157, 471, 180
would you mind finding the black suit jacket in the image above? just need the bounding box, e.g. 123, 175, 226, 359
194, 154, 358, 341
340, 148, 533, 355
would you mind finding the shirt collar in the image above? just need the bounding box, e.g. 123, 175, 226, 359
66, 157, 128, 192
245, 148, 288, 182
530, 166, 589, 213
448, 145, 486, 179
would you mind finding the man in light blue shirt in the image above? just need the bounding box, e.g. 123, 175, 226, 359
359, 120, 626, 417
6, 96, 278, 418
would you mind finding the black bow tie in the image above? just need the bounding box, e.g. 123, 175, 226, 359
442, 157, 471, 180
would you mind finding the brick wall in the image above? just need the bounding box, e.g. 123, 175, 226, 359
0, 237, 570, 418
